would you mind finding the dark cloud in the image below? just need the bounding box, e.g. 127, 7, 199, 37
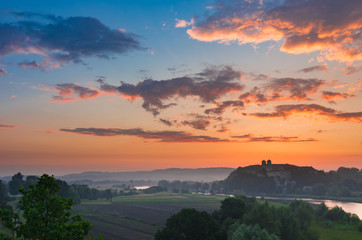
0, 124, 19, 129
0, 68, 7, 76
231, 134, 316, 142
99, 66, 244, 115
298, 65, 328, 73
159, 118, 175, 127
181, 119, 211, 130
159, 114, 224, 131
49, 83, 100, 102
251, 104, 362, 122
265, 78, 324, 100
205, 100, 244, 114
231, 134, 251, 139
342, 66, 362, 75
321, 91, 354, 102
238, 78, 324, 105
187, 0, 362, 62
0, 12, 142, 69
18, 60, 41, 70
60, 127, 229, 143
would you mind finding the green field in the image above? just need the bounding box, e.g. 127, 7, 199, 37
311, 222, 362, 240
73, 193, 226, 240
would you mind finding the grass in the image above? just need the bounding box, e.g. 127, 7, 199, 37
311, 221, 362, 240
81, 192, 226, 205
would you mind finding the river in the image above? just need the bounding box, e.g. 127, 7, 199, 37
259, 196, 362, 218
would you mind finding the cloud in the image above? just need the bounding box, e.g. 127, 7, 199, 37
341, 66, 362, 75
0, 68, 7, 76
205, 100, 244, 114
298, 65, 328, 73
232, 134, 317, 142
239, 87, 271, 105
0, 12, 142, 69
175, 18, 195, 28
159, 114, 224, 131
0, 124, 19, 129
187, 0, 362, 62
250, 104, 362, 122
47, 83, 100, 102
60, 127, 229, 143
18, 60, 42, 70
238, 78, 324, 106
264, 78, 324, 100
321, 91, 354, 102
159, 118, 175, 127
181, 119, 211, 130
99, 66, 244, 115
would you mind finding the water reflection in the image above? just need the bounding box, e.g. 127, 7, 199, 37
259, 197, 362, 218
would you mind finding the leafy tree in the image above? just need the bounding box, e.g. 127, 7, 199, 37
24, 176, 39, 190
8, 172, 25, 195
0, 174, 92, 240
0, 180, 10, 209
219, 197, 246, 221
289, 200, 314, 230
324, 206, 349, 222
316, 202, 328, 218
154, 208, 221, 240
228, 223, 280, 240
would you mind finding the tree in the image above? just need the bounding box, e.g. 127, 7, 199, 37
0, 174, 92, 240
0, 180, 9, 209
155, 208, 221, 240
8, 172, 25, 195
289, 200, 314, 231
228, 223, 280, 240
219, 197, 246, 221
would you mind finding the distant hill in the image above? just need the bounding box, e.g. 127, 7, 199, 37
222, 163, 362, 196
57, 167, 235, 184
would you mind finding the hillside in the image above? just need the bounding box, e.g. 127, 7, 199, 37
222, 162, 362, 196
57, 167, 235, 184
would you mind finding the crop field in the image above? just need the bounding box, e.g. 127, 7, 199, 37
73, 193, 226, 240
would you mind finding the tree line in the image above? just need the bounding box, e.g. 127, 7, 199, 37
155, 195, 362, 240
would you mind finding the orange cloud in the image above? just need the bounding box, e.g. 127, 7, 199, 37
47, 83, 100, 102
175, 18, 195, 28
187, 0, 362, 62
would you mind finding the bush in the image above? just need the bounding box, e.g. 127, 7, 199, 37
324, 206, 349, 222
155, 208, 221, 240
358, 222, 362, 232
228, 223, 280, 240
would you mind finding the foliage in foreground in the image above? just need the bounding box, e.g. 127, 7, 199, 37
0, 174, 106, 240
154, 208, 222, 240
155, 195, 361, 240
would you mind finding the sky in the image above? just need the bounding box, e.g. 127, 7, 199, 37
0, 0, 361, 176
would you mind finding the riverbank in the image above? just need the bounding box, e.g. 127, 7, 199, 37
254, 193, 362, 204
